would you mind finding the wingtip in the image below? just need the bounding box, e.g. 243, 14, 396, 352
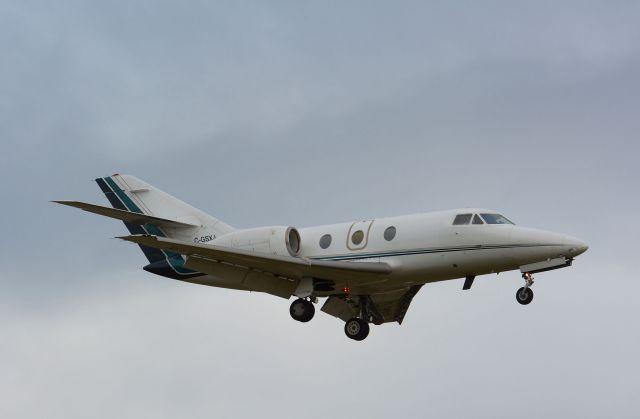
116, 234, 155, 242
51, 200, 75, 206
51, 200, 82, 207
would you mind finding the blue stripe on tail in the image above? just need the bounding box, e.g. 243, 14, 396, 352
95, 178, 166, 264
96, 176, 200, 279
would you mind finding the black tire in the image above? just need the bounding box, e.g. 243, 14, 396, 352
516, 287, 534, 305
344, 318, 370, 341
289, 298, 315, 322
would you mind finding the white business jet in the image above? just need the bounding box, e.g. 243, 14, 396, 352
55, 174, 588, 341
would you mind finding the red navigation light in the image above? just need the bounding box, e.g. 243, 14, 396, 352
342, 287, 351, 294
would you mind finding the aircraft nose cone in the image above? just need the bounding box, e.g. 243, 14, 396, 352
565, 236, 589, 257
578, 242, 589, 254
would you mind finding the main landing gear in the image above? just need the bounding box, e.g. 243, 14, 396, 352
516, 272, 535, 305
343, 295, 373, 341
344, 318, 370, 341
289, 295, 373, 341
289, 298, 315, 322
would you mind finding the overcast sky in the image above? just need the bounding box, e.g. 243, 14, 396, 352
1, 1, 639, 418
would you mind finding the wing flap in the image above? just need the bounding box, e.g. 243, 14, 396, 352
321, 296, 359, 322
321, 285, 424, 325
53, 201, 200, 228
184, 255, 297, 298
371, 285, 424, 324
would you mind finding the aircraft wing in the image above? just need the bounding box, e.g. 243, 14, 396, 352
118, 235, 392, 296
53, 201, 200, 228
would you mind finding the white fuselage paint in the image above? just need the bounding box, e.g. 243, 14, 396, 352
186, 208, 588, 296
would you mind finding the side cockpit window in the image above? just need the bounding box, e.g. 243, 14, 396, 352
480, 214, 515, 225
454, 213, 511, 226
453, 214, 472, 225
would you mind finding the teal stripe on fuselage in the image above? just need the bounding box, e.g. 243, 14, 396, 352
104, 176, 194, 274
310, 244, 555, 261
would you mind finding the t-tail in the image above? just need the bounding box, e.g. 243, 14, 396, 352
59, 174, 234, 279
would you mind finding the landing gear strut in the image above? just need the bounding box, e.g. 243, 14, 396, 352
289, 298, 315, 322
516, 272, 534, 305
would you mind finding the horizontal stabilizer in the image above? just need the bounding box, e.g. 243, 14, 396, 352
52, 201, 201, 228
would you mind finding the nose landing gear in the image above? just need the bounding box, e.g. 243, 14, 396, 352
516, 272, 534, 305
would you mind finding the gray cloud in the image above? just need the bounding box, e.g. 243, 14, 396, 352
1, 1, 639, 418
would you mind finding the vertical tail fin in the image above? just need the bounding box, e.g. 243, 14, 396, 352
95, 174, 234, 278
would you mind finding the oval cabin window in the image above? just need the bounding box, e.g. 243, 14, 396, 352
351, 230, 365, 245
384, 226, 396, 241
319, 234, 332, 249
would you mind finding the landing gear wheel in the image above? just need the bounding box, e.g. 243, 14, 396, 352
289, 298, 315, 322
344, 318, 370, 341
516, 287, 534, 305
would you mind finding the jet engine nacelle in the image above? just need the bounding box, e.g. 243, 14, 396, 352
214, 226, 301, 257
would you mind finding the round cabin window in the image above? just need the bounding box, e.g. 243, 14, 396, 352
351, 230, 365, 245
384, 226, 396, 241
319, 234, 332, 249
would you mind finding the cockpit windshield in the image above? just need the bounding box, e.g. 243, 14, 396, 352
480, 214, 514, 225
452, 214, 472, 225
